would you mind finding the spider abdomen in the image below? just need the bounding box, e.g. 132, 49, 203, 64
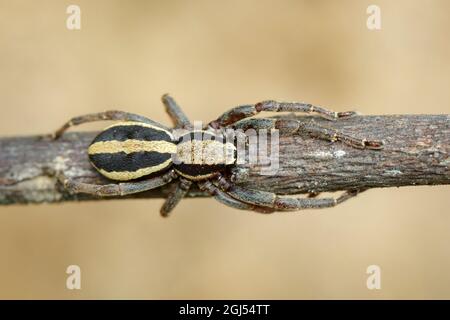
174, 131, 236, 181
88, 122, 176, 181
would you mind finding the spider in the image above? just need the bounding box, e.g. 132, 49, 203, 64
52, 94, 383, 216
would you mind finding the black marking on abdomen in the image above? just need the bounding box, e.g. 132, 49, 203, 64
89, 152, 171, 173
93, 125, 172, 143
173, 163, 226, 180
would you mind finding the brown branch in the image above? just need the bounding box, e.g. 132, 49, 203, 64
0, 114, 449, 205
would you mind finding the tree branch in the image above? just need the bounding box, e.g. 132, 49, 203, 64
0, 114, 448, 205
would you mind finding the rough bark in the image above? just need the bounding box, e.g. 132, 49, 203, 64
0, 114, 448, 205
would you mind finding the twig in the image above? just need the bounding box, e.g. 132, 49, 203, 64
0, 114, 448, 205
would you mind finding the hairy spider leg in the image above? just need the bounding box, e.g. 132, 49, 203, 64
51, 110, 170, 140
232, 118, 384, 150
208, 100, 358, 128
160, 177, 193, 217
58, 170, 177, 197
159, 94, 194, 216
212, 174, 365, 212
161, 94, 193, 130
198, 180, 275, 213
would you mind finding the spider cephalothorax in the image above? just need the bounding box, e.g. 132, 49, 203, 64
52, 94, 383, 216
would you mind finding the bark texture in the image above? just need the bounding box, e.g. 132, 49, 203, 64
0, 114, 448, 205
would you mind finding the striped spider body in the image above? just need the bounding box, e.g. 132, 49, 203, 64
173, 131, 236, 181
52, 94, 383, 216
88, 122, 176, 181
88, 124, 236, 183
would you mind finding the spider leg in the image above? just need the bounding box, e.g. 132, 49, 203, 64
213, 175, 364, 211
161, 94, 193, 129
229, 186, 363, 211
233, 118, 384, 150
160, 178, 192, 217
58, 170, 177, 197
51, 110, 170, 140
208, 100, 357, 128
198, 180, 275, 214
308, 192, 321, 198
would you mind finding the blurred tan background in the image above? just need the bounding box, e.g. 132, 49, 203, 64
0, 0, 449, 299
